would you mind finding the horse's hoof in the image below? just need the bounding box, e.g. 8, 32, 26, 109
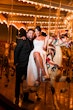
66, 77, 71, 83
60, 88, 67, 93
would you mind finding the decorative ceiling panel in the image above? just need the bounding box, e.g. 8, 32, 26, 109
0, 0, 72, 29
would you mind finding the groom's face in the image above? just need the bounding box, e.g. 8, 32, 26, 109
27, 30, 34, 40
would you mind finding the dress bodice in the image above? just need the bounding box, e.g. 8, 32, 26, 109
33, 39, 44, 50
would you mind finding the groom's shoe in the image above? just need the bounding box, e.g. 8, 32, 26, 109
23, 92, 34, 104
23, 98, 34, 104
14, 98, 19, 106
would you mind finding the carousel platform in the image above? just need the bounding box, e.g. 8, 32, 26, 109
0, 69, 73, 110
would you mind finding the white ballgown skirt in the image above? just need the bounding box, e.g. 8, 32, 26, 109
27, 40, 48, 86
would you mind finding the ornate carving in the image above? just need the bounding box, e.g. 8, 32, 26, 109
35, 5, 42, 10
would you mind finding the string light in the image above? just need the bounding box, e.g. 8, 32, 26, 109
9, 21, 66, 28
9, 20, 63, 24
66, 14, 73, 21
0, 11, 63, 19
19, 25, 66, 29
18, 0, 73, 13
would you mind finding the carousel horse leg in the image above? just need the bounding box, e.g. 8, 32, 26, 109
4, 65, 9, 87
2, 56, 10, 87
50, 79, 60, 110
0, 56, 4, 79
59, 76, 71, 93
53, 94, 60, 110
0, 65, 3, 79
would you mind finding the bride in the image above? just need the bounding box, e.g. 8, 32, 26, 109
27, 26, 49, 86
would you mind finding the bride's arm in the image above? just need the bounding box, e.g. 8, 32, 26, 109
43, 36, 49, 51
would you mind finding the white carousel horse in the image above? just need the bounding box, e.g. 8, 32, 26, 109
46, 35, 72, 71
46, 36, 72, 110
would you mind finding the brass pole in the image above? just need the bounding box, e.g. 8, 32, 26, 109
34, 15, 37, 28
9, 0, 13, 43
55, 1, 61, 34
48, 0, 51, 36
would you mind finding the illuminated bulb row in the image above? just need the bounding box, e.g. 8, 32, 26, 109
0, 11, 62, 19
37, 21, 62, 24
18, 0, 73, 13
27, 25, 66, 28
7, 23, 66, 30
64, 13, 73, 25
66, 14, 73, 21
0, 19, 7, 24
9, 23, 26, 29
10, 20, 63, 24
10, 23, 66, 28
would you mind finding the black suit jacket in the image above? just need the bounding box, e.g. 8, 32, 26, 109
14, 38, 33, 67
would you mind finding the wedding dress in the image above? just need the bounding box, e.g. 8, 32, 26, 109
27, 39, 48, 86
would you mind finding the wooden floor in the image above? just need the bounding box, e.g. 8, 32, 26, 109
0, 70, 73, 110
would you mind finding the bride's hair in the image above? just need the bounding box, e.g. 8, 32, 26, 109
35, 26, 41, 32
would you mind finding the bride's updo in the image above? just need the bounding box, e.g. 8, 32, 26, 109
35, 26, 41, 32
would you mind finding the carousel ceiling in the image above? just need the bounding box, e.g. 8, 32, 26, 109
0, 0, 73, 30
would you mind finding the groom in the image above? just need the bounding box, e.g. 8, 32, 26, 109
14, 28, 35, 105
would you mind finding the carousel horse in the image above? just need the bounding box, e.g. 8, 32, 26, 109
46, 33, 72, 110
0, 42, 15, 86
46, 32, 72, 72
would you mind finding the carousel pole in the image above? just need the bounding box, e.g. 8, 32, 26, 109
7, 0, 13, 43
34, 15, 37, 28
48, 0, 51, 36
46, 0, 52, 55
55, 1, 61, 36
47, 1, 62, 109
9, 0, 14, 44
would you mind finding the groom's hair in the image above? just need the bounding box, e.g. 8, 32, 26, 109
27, 29, 34, 32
